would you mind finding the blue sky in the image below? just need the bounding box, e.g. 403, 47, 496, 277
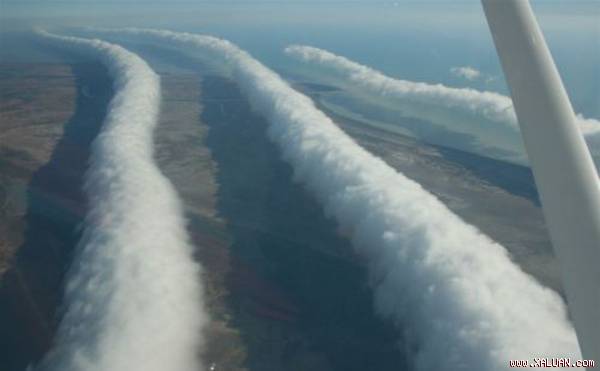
1, 0, 598, 117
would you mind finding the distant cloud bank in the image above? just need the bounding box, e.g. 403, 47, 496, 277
285, 45, 600, 164
34, 30, 207, 371
88, 28, 581, 370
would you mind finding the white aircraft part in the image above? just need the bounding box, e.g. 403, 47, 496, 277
482, 0, 600, 361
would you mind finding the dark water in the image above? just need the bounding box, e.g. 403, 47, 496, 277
202, 75, 409, 371
0, 62, 111, 371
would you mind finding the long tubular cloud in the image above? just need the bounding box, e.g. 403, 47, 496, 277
34, 31, 207, 371
284, 45, 600, 162
91, 28, 581, 370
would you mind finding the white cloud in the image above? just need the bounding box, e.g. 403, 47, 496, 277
34, 30, 207, 371
90, 28, 581, 370
451, 66, 482, 81
285, 45, 600, 163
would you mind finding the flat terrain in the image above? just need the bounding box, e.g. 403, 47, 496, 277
0, 61, 111, 370
153, 71, 248, 370
154, 70, 408, 370
0, 59, 562, 371
338, 113, 560, 293
299, 84, 561, 295
190, 74, 408, 371
0, 64, 76, 275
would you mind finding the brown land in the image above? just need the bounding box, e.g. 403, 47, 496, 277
154, 71, 248, 370
0, 62, 251, 370
0, 61, 112, 371
302, 86, 561, 295
193, 75, 408, 371
0, 63, 76, 276
0, 59, 561, 371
